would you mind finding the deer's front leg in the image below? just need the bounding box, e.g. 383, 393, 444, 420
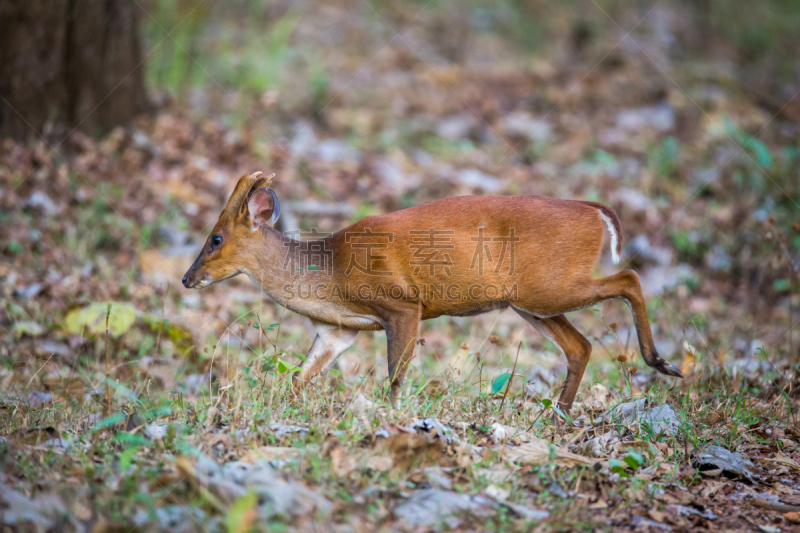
292, 321, 359, 392
386, 309, 421, 406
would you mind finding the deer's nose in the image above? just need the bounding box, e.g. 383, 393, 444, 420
182, 274, 190, 287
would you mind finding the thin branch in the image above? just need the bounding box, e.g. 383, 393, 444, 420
104, 304, 112, 417
500, 342, 522, 413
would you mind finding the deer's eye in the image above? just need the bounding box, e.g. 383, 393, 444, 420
211, 235, 222, 249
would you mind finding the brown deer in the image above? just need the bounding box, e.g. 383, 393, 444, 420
182, 172, 682, 411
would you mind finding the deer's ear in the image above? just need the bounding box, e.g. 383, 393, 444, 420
247, 188, 281, 228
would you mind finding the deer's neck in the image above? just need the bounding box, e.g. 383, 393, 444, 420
243, 228, 339, 315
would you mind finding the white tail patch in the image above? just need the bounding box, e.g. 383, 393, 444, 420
598, 209, 620, 264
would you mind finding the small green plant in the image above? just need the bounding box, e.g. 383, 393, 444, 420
308, 71, 330, 118
491, 372, 511, 395
609, 450, 645, 477
648, 136, 680, 180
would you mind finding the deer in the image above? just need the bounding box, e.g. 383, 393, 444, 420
182, 172, 683, 412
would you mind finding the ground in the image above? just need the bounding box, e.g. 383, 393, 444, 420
1, 1, 800, 531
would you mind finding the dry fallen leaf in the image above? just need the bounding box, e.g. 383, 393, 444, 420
772, 482, 794, 495
580, 383, 612, 411
205, 432, 230, 449
43, 377, 86, 404
241, 446, 303, 464
490, 423, 531, 445
754, 452, 800, 473
680, 341, 697, 376
383, 433, 452, 471
590, 499, 608, 509
699, 480, 726, 498
424, 379, 448, 395
648, 508, 667, 523
12, 427, 60, 445
330, 446, 356, 477
365, 455, 393, 473
500, 438, 596, 466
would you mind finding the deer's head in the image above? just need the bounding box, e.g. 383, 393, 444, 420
182, 172, 281, 289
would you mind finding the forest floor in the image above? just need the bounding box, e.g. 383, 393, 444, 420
2, 1, 800, 531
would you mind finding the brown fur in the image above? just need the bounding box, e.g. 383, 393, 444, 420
183, 173, 682, 411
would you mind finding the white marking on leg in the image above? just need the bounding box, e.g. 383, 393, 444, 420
300, 321, 359, 381
300, 335, 328, 380
598, 209, 620, 264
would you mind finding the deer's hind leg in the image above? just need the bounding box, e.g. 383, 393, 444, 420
586, 270, 682, 377
516, 270, 681, 377
513, 310, 592, 412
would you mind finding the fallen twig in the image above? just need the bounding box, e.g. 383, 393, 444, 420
752, 498, 800, 513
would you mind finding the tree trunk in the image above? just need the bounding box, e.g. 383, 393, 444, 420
0, 0, 147, 142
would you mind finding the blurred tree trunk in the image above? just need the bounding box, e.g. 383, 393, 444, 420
0, 0, 147, 142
